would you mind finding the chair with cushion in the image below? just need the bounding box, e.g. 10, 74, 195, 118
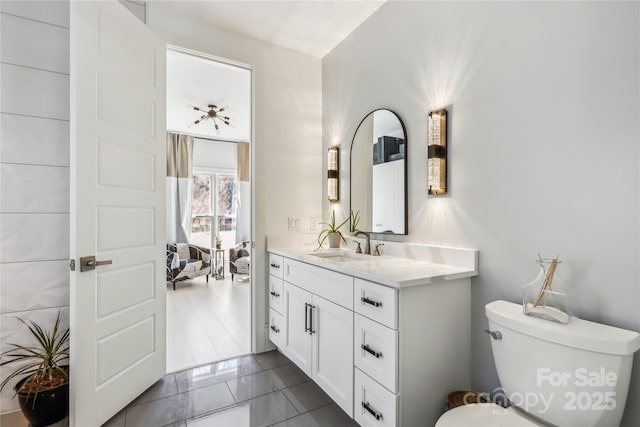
229, 241, 250, 280
166, 243, 211, 290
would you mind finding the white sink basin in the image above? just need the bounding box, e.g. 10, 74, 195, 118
308, 251, 367, 263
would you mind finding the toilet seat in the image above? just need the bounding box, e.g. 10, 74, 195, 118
435, 403, 543, 426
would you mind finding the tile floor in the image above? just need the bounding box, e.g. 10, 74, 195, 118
167, 275, 251, 373
104, 350, 358, 427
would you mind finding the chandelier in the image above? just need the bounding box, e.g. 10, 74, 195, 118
190, 104, 230, 130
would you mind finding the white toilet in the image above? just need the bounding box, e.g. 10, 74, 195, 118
436, 300, 640, 426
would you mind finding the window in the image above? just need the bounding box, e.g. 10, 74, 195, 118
191, 172, 237, 248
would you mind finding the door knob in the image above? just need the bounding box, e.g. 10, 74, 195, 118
80, 256, 113, 272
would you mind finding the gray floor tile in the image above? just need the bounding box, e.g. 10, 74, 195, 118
163, 422, 187, 427
226, 364, 309, 402
129, 374, 179, 406
125, 392, 194, 427
270, 403, 358, 427
281, 381, 333, 414
186, 391, 299, 427
254, 350, 292, 370
188, 381, 237, 416
101, 408, 125, 427
125, 382, 235, 427
176, 355, 264, 393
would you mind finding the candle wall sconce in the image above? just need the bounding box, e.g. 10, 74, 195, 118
428, 109, 447, 195
328, 146, 339, 202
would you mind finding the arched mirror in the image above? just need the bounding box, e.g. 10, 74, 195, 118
350, 109, 407, 235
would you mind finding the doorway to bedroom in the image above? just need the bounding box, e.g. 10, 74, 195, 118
165, 47, 252, 373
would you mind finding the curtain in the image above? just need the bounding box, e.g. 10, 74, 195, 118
236, 141, 250, 244
166, 133, 194, 244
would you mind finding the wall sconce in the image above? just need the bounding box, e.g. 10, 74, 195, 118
328, 146, 339, 202
427, 109, 447, 195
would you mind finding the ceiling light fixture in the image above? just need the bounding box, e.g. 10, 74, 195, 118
190, 104, 230, 130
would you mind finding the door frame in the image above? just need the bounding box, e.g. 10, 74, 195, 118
166, 45, 257, 356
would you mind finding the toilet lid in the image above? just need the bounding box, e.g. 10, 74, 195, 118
436, 403, 542, 426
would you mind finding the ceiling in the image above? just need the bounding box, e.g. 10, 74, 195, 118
153, 0, 386, 58
166, 49, 252, 140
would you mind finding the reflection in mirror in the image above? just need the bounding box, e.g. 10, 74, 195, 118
350, 109, 407, 235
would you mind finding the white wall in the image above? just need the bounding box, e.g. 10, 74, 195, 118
148, 3, 323, 352
0, 1, 70, 414
323, 1, 640, 425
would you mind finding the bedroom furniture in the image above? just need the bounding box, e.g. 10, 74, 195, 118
229, 242, 250, 280
166, 243, 211, 290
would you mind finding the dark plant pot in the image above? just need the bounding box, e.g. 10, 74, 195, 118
15, 372, 69, 427
216, 243, 221, 249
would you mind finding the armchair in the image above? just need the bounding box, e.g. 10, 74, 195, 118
229, 241, 250, 280
166, 243, 211, 290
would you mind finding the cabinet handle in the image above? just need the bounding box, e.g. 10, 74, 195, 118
270, 291, 280, 297
361, 296, 382, 308
309, 304, 316, 335
362, 401, 382, 420
304, 303, 310, 333
361, 344, 382, 358
270, 325, 280, 334
270, 263, 280, 269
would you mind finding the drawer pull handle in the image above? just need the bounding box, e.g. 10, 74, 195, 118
270, 263, 280, 269
304, 303, 310, 333
270, 325, 280, 334
361, 344, 382, 358
270, 291, 280, 297
361, 296, 382, 308
362, 401, 382, 420
309, 304, 316, 335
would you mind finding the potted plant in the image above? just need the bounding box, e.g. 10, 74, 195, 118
316, 210, 350, 250
215, 234, 222, 249
0, 312, 69, 427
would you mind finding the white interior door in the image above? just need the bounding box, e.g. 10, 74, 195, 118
70, 2, 166, 425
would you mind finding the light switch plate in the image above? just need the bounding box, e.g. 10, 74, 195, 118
288, 217, 300, 232
310, 216, 322, 231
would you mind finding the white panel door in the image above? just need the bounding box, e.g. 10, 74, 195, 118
312, 295, 354, 417
70, 2, 166, 426
283, 282, 312, 376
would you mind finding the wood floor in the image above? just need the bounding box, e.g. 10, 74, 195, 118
167, 275, 251, 373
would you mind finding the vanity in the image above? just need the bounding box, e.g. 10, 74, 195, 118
266, 244, 478, 426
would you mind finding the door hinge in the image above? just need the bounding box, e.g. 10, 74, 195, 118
69, 259, 76, 271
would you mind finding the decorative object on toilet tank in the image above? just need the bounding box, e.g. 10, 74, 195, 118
316, 210, 350, 250
522, 254, 573, 324
428, 108, 447, 195
328, 146, 339, 202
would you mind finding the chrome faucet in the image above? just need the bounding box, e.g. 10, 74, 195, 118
354, 231, 371, 255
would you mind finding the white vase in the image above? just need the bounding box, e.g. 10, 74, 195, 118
327, 232, 341, 248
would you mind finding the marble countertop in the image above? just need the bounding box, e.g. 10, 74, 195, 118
267, 246, 478, 289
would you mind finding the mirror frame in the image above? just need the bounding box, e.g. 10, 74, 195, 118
349, 109, 408, 235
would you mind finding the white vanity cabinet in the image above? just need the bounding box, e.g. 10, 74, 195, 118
268, 254, 286, 349
282, 259, 354, 417
267, 249, 473, 427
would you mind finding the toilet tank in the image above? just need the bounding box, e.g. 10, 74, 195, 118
485, 300, 640, 427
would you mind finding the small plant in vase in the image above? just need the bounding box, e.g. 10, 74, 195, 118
215, 235, 222, 249
316, 211, 350, 250
0, 311, 70, 427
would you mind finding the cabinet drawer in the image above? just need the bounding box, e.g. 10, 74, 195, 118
355, 279, 398, 329
268, 253, 284, 278
354, 314, 397, 393
284, 258, 353, 310
268, 308, 285, 348
355, 368, 397, 427
269, 275, 284, 314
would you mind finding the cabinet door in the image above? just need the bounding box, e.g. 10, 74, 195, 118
284, 282, 313, 376
312, 295, 354, 417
